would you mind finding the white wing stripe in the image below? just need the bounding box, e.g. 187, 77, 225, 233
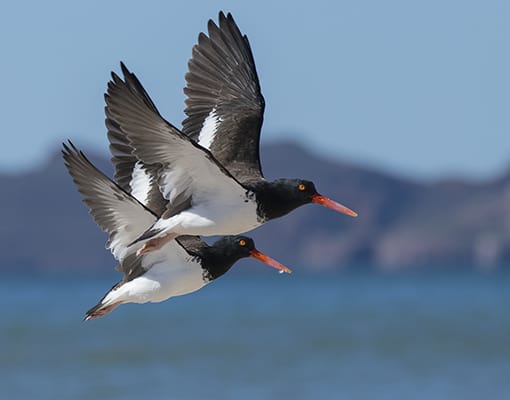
197, 108, 219, 150
130, 162, 151, 206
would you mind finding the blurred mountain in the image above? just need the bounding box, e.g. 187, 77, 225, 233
2, 141, 510, 273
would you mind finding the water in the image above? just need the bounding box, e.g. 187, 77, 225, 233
1, 270, 510, 399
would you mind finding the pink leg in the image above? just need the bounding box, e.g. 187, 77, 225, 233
135, 233, 178, 256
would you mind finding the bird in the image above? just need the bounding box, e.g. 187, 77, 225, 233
62, 141, 292, 320
105, 48, 357, 256
183, 12, 358, 205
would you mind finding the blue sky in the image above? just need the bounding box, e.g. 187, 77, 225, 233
1, 0, 509, 179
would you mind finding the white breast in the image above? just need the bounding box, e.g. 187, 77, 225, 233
149, 189, 261, 237
174, 195, 260, 236
138, 258, 207, 302
102, 241, 208, 305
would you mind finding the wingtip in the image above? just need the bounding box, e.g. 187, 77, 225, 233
207, 18, 218, 32
218, 11, 238, 33
225, 11, 235, 24
120, 61, 131, 77
61, 141, 94, 168
110, 71, 122, 85
61, 140, 77, 157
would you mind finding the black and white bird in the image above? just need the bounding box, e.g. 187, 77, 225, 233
183, 12, 356, 205
105, 42, 357, 255
62, 142, 291, 320
184, 13, 358, 217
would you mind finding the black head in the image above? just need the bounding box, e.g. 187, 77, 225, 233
212, 235, 256, 259
203, 235, 291, 280
256, 178, 357, 220
277, 178, 319, 203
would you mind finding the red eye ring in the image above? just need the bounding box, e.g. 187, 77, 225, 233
298, 184, 306, 191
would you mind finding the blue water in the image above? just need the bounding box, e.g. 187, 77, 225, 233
2, 270, 510, 399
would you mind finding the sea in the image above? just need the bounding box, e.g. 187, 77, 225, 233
1, 268, 509, 400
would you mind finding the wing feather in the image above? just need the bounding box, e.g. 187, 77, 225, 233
104, 63, 247, 226
62, 141, 157, 262
183, 12, 265, 184
106, 114, 167, 215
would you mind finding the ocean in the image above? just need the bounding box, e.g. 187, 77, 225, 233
1, 269, 509, 399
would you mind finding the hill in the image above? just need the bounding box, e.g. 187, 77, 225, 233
2, 141, 509, 272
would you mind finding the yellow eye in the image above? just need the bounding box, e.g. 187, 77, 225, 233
298, 184, 306, 191
239, 239, 246, 247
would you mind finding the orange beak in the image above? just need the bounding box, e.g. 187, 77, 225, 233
311, 194, 358, 217
249, 249, 293, 274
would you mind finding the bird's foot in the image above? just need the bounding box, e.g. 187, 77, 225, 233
136, 233, 177, 256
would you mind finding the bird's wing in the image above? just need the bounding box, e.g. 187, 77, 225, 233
107, 112, 167, 216
62, 141, 157, 265
107, 109, 209, 258
174, 235, 209, 256
105, 63, 247, 236
182, 11, 265, 184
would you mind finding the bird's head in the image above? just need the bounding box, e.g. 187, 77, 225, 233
209, 235, 292, 278
258, 178, 358, 219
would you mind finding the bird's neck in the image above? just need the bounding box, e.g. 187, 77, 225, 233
199, 247, 238, 281
254, 181, 301, 221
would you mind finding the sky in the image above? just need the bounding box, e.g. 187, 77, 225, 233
1, 0, 509, 179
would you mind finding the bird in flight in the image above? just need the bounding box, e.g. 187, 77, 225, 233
105, 13, 357, 255
62, 142, 291, 320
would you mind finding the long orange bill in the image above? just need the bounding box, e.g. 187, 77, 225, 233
311, 194, 358, 217
249, 249, 293, 274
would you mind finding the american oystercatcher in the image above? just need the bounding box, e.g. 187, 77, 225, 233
105, 62, 357, 256
62, 142, 291, 320
183, 13, 357, 207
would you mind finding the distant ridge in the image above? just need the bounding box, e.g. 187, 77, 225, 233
2, 140, 509, 273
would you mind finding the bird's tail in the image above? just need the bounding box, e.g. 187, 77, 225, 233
85, 301, 123, 321
84, 282, 124, 321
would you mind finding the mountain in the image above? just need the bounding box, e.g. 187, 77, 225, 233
2, 141, 509, 273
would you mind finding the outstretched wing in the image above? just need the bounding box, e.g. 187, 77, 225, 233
104, 63, 247, 239
106, 101, 208, 256
183, 12, 265, 184
107, 114, 167, 216
62, 141, 157, 263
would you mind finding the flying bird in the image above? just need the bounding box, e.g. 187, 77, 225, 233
62, 142, 291, 320
184, 12, 358, 210
105, 57, 357, 256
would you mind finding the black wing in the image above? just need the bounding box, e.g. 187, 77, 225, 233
62, 141, 156, 281
105, 62, 246, 236
183, 11, 265, 184
106, 98, 167, 216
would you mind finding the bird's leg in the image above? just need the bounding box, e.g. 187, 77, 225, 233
136, 233, 178, 256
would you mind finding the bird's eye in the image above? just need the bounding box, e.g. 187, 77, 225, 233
239, 239, 246, 247
298, 184, 306, 191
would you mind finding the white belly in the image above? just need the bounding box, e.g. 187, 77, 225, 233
103, 242, 207, 305
154, 196, 261, 237
108, 260, 207, 305
140, 260, 207, 302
